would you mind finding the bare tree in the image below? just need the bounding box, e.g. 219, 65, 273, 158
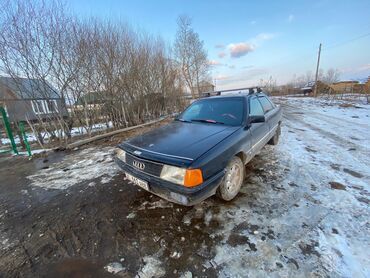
322, 68, 340, 84
174, 15, 210, 98
0, 0, 185, 147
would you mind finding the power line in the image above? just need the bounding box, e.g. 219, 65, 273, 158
322, 31, 370, 51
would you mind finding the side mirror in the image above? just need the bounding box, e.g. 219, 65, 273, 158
249, 115, 265, 124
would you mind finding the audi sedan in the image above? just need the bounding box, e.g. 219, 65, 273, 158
115, 90, 282, 206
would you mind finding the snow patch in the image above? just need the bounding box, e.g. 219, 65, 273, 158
126, 212, 136, 219
137, 199, 173, 210
27, 147, 119, 189
136, 256, 165, 278
104, 262, 125, 274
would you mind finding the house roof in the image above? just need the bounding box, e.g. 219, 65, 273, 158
332, 80, 359, 85
0, 76, 59, 99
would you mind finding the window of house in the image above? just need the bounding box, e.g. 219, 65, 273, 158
46, 100, 58, 113
31, 100, 46, 114
31, 99, 59, 114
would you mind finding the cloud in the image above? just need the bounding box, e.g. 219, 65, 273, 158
228, 42, 255, 58
215, 44, 225, 49
250, 20, 257, 25
226, 33, 277, 59
254, 33, 276, 41
218, 52, 226, 58
287, 14, 294, 23
208, 60, 222, 66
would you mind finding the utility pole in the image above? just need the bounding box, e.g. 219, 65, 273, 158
313, 43, 322, 97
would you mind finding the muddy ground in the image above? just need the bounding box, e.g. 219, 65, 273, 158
0, 98, 369, 277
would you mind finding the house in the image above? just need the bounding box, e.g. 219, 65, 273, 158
0, 76, 68, 123
329, 80, 365, 94
191, 81, 215, 96
73, 91, 107, 112
365, 76, 370, 92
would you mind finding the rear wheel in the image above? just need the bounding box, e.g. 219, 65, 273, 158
217, 156, 244, 201
268, 124, 281, 145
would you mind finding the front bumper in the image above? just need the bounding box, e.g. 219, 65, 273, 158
115, 158, 224, 206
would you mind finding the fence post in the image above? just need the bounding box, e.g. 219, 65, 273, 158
0, 107, 18, 155
19, 121, 32, 157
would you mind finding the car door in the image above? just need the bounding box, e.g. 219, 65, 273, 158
248, 96, 269, 155
258, 96, 279, 131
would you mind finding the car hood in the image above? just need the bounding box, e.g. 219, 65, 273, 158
122, 121, 239, 165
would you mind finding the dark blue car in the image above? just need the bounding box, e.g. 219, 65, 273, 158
115, 90, 282, 206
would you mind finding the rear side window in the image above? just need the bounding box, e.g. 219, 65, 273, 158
249, 97, 264, 116
258, 97, 274, 113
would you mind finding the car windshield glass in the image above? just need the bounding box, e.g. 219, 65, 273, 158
180, 98, 244, 126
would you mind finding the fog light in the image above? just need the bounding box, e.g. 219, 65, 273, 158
170, 192, 189, 205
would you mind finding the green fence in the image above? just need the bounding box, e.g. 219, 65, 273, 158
0, 106, 32, 157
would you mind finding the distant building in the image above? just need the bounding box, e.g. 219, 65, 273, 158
0, 76, 68, 122
365, 76, 370, 92
191, 81, 215, 96
329, 80, 365, 93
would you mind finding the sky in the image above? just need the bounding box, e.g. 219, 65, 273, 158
63, 0, 370, 90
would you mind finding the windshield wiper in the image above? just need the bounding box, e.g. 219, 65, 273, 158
191, 119, 225, 125
175, 118, 191, 123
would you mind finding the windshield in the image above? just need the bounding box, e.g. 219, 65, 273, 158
180, 98, 244, 126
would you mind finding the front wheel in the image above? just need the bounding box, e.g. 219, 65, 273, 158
217, 156, 244, 201
268, 124, 281, 145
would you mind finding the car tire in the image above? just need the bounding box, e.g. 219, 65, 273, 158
268, 124, 281, 145
217, 156, 244, 201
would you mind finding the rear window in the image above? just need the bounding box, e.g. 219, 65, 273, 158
258, 97, 274, 113
181, 98, 244, 126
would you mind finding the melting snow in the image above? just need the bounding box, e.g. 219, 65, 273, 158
27, 147, 119, 189
136, 256, 165, 278
207, 97, 370, 277
104, 262, 125, 274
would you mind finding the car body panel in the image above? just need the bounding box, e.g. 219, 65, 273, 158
121, 121, 240, 167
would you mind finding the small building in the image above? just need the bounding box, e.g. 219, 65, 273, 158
192, 81, 215, 96
74, 91, 107, 112
329, 80, 365, 93
365, 76, 370, 92
0, 76, 68, 122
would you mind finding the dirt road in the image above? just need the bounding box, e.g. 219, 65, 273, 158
0, 97, 369, 277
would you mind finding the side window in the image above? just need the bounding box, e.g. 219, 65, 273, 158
31, 100, 45, 114
258, 97, 274, 113
249, 97, 264, 116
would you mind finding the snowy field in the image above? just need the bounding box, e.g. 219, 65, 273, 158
0, 96, 369, 277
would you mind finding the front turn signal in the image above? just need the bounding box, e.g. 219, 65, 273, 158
184, 169, 203, 187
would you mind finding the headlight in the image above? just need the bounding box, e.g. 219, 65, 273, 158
116, 148, 126, 162
160, 165, 203, 187
160, 165, 186, 185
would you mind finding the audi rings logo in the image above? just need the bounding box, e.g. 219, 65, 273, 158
133, 160, 145, 170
